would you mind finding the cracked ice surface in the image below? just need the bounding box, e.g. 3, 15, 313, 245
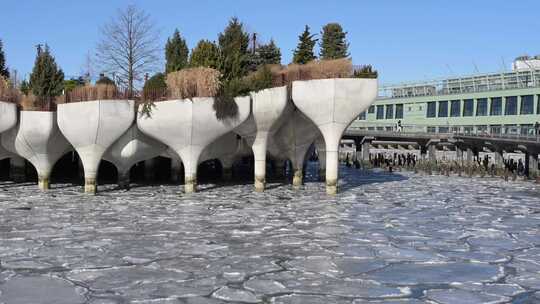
0, 165, 539, 303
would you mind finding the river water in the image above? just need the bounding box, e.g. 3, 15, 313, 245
0, 164, 539, 303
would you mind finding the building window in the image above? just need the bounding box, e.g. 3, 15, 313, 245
463, 99, 473, 116
490, 97, 502, 116
520, 95, 534, 115
358, 111, 366, 120
368, 106, 375, 114
426, 102, 436, 118
438, 126, 449, 133
376, 105, 384, 119
450, 100, 461, 117
505, 96, 517, 115
490, 125, 501, 134
395, 104, 404, 119
476, 98, 488, 116
438, 101, 448, 117
385, 104, 394, 119
463, 126, 473, 134
427, 126, 436, 133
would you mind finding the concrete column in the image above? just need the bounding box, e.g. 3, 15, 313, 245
9, 156, 26, 183
455, 146, 464, 164
466, 147, 474, 163
494, 150, 504, 168
252, 131, 269, 192
144, 158, 156, 181
292, 168, 303, 188
362, 141, 371, 161
428, 145, 437, 162
170, 157, 183, 183
529, 153, 539, 177
117, 170, 130, 189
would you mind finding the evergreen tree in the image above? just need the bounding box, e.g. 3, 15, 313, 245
143, 72, 166, 91
292, 26, 317, 64
218, 17, 250, 80
63, 76, 85, 93
165, 29, 189, 73
319, 23, 349, 60
258, 40, 281, 65
29, 44, 64, 99
0, 39, 9, 78
189, 40, 220, 69
19, 80, 30, 95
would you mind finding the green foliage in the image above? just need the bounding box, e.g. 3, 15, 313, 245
143, 72, 166, 91
139, 72, 166, 117
353, 65, 378, 79
319, 23, 349, 60
247, 39, 282, 72
96, 75, 115, 86
63, 77, 85, 93
20, 80, 30, 95
165, 29, 189, 73
292, 26, 317, 64
29, 44, 64, 99
0, 39, 8, 78
218, 17, 250, 81
189, 40, 220, 69
248, 65, 274, 92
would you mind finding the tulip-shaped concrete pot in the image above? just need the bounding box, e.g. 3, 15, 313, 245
0, 101, 17, 134
292, 79, 377, 194
138, 97, 250, 193
1, 111, 71, 190
57, 100, 135, 193
103, 124, 167, 188
234, 86, 288, 192
273, 109, 320, 187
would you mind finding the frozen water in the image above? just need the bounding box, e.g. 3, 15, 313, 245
0, 164, 539, 303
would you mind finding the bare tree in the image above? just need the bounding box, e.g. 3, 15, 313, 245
96, 5, 160, 95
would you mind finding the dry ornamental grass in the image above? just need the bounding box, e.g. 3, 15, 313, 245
166, 67, 221, 99
63, 84, 126, 103
0, 76, 20, 103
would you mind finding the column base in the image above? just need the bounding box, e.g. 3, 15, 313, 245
38, 177, 49, 190
185, 176, 197, 193
254, 175, 265, 192
293, 170, 303, 188
326, 179, 338, 195
85, 178, 97, 194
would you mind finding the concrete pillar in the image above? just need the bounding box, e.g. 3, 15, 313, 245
362, 141, 371, 161
529, 153, 539, 177
118, 169, 130, 189
494, 150, 504, 168
456, 146, 464, 164
170, 157, 183, 183
252, 132, 269, 192
428, 145, 437, 162
9, 156, 26, 183
144, 158, 156, 181
466, 147, 474, 163
292, 168, 303, 188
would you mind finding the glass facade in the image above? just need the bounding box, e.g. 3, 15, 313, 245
505, 96, 517, 115
358, 111, 366, 120
463, 99, 474, 116
490, 97, 502, 115
521, 95, 534, 114
438, 101, 448, 117
476, 98, 488, 116
385, 104, 394, 119
376, 105, 384, 119
427, 102, 436, 118
450, 100, 460, 117
395, 104, 404, 119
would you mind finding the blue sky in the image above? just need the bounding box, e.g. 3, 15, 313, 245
1, 0, 539, 85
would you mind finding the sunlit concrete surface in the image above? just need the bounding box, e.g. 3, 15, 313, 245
0, 101, 17, 134
58, 100, 135, 194
0, 165, 539, 303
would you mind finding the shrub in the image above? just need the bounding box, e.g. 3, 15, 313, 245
61, 84, 125, 103
353, 65, 378, 79
283, 58, 353, 83
0, 76, 19, 103
166, 67, 221, 99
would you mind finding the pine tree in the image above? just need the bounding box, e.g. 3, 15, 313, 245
292, 26, 317, 64
319, 23, 349, 60
258, 39, 281, 65
0, 39, 9, 78
29, 44, 64, 99
189, 40, 220, 69
218, 17, 250, 81
19, 80, 30, 95
165, 29, 189, 73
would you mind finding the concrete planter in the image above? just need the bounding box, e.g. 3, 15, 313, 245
57, 100, 135, 193
234, 86, 288, 191
1, 111, 70, 190
103, 124, 167, 188
292, 78, 378, 194
137, 97, 250, 193
273, 109, 320, 187
0, 101, 17, 134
